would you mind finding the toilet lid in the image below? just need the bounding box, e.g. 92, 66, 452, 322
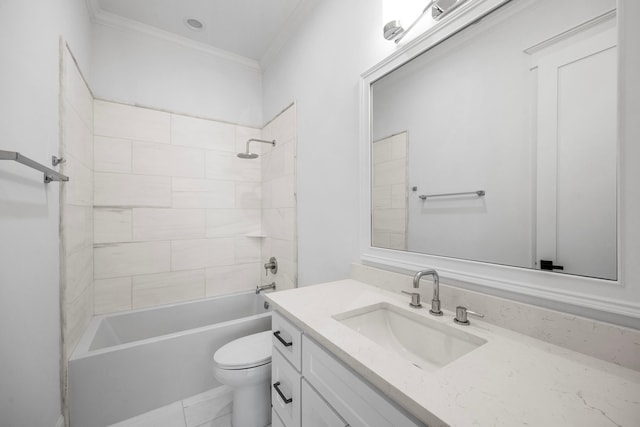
214, 330, 272, 369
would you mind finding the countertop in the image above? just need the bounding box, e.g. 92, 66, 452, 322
265, 279, 640, 427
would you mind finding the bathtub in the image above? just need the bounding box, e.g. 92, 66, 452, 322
68, 290, 272, 427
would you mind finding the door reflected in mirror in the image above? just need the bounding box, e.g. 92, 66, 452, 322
370, 0, 617, 280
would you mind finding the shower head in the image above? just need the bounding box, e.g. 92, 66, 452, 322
237, 138, 276, 160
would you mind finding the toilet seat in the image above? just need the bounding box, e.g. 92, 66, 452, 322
214, 330, 272, 370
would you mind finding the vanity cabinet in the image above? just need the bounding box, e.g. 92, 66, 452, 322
271, 311, 423, 427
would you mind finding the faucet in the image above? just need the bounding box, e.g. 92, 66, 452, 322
256, 282, 276, 294
413, 269, 442, 316
264, 257, 278, 276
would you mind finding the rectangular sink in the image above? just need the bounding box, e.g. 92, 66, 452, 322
333, 303, 487, 372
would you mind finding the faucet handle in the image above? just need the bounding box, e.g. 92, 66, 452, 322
401, 290, 422, 308
454, 306, 484, 325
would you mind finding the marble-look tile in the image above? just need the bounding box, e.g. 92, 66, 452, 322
390, 133, 407, 159
94, 277, 132, 314
94, 173, 171, 207
63, 48, 93, 130
391, 183, 407, 209
171, 238, 235, 271
373, 158, 406, 187
206, 209, 260, 237
371, 231, 391, 248
64, 240, 93, 304
372, 186, 392, 209
205, 263, 261, 296
64, 285, 93, 357
235, 237, 261, 264
171, 178, 235, 209
108, 401, 186, 427
62, 102, 93, 170
62, 154, 93, 207
132, 141, 205, 178
94, 208, 132, 244
63, 204, 93, 256
269, 175, 295, 208
235, 182, 261, 209
132, 270, 205, 308
262, 208, 295, 241
132, 208, 205, 241
234, 125, 262, 155
171, 114, 235, 151
261, 145, 293, 183
95, 100, 171, 144
94, 241, 171, 279
372, 138, 392, 164
372, 208, 406, 233
183, 386, 232, 427
206, 151, 260, 183
94, 136, 132, 173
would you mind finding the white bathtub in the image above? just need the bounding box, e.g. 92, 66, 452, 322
68, 290, 272, 427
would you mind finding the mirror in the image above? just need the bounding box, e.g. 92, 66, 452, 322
371, 0, 617, 280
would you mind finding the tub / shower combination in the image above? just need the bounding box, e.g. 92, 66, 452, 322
69, 290, 272, 427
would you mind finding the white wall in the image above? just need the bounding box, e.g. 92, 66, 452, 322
0, 0, 91, 426
262, 0, 394, 285
91, 23, 263, 128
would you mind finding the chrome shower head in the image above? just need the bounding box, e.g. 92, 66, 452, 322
237, 138, 276, 160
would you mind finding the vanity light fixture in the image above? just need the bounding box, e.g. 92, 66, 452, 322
384, 0, 468, 43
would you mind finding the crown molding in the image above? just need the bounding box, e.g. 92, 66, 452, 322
85, 0, 261, 71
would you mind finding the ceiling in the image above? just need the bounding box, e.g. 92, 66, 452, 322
90, 0, 308, 64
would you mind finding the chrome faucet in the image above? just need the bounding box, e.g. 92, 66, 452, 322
413, 269, 442, 316
256, 282, 276, 294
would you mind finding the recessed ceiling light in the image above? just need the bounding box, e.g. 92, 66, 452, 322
184, 17, 205, 31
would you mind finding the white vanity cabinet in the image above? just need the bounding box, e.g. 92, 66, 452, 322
301, 379, 348, 427
271, 311, 423, 427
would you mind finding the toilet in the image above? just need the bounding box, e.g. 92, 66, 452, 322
213, 330, 272, 427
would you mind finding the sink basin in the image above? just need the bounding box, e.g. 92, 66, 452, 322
333, 302, 487, 372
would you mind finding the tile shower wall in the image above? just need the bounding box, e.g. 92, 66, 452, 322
93, 100, 269, 313
262, 104, 297, 291
371, 132, 408, 250
60, 45, 94, 364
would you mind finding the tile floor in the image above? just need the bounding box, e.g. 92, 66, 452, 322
109, 386, 233, 427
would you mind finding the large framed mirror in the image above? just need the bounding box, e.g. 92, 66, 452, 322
360, 0, 639, 326
372, 0, 617, 280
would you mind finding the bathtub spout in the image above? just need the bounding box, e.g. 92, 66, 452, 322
256, 282, 276, 294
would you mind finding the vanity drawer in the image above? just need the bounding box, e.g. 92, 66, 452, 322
302, 379, 349, 426
272, 311, 303, 371
302, 336, 423, 427
272, 348, 301, 427
271, 411, 286, 427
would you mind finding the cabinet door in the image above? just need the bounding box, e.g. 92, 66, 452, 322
301, 379, 348, 427
272, 348, 302, 427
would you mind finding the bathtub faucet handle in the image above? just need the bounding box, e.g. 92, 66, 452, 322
264, 257, 278, 276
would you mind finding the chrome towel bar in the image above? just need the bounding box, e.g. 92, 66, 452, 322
0, 150, 69, 183
419, 190, 485, 200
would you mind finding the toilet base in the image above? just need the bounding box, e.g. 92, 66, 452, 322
230, 380, 271, 427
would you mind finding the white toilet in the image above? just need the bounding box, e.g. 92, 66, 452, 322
213, 330, 272, 427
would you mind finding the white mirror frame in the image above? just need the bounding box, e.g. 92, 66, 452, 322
359, 0, 640, 328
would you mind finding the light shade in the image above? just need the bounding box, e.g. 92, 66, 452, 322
382, 0, 423, 32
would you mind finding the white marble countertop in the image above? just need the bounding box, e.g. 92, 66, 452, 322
265, 279, 640, 427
